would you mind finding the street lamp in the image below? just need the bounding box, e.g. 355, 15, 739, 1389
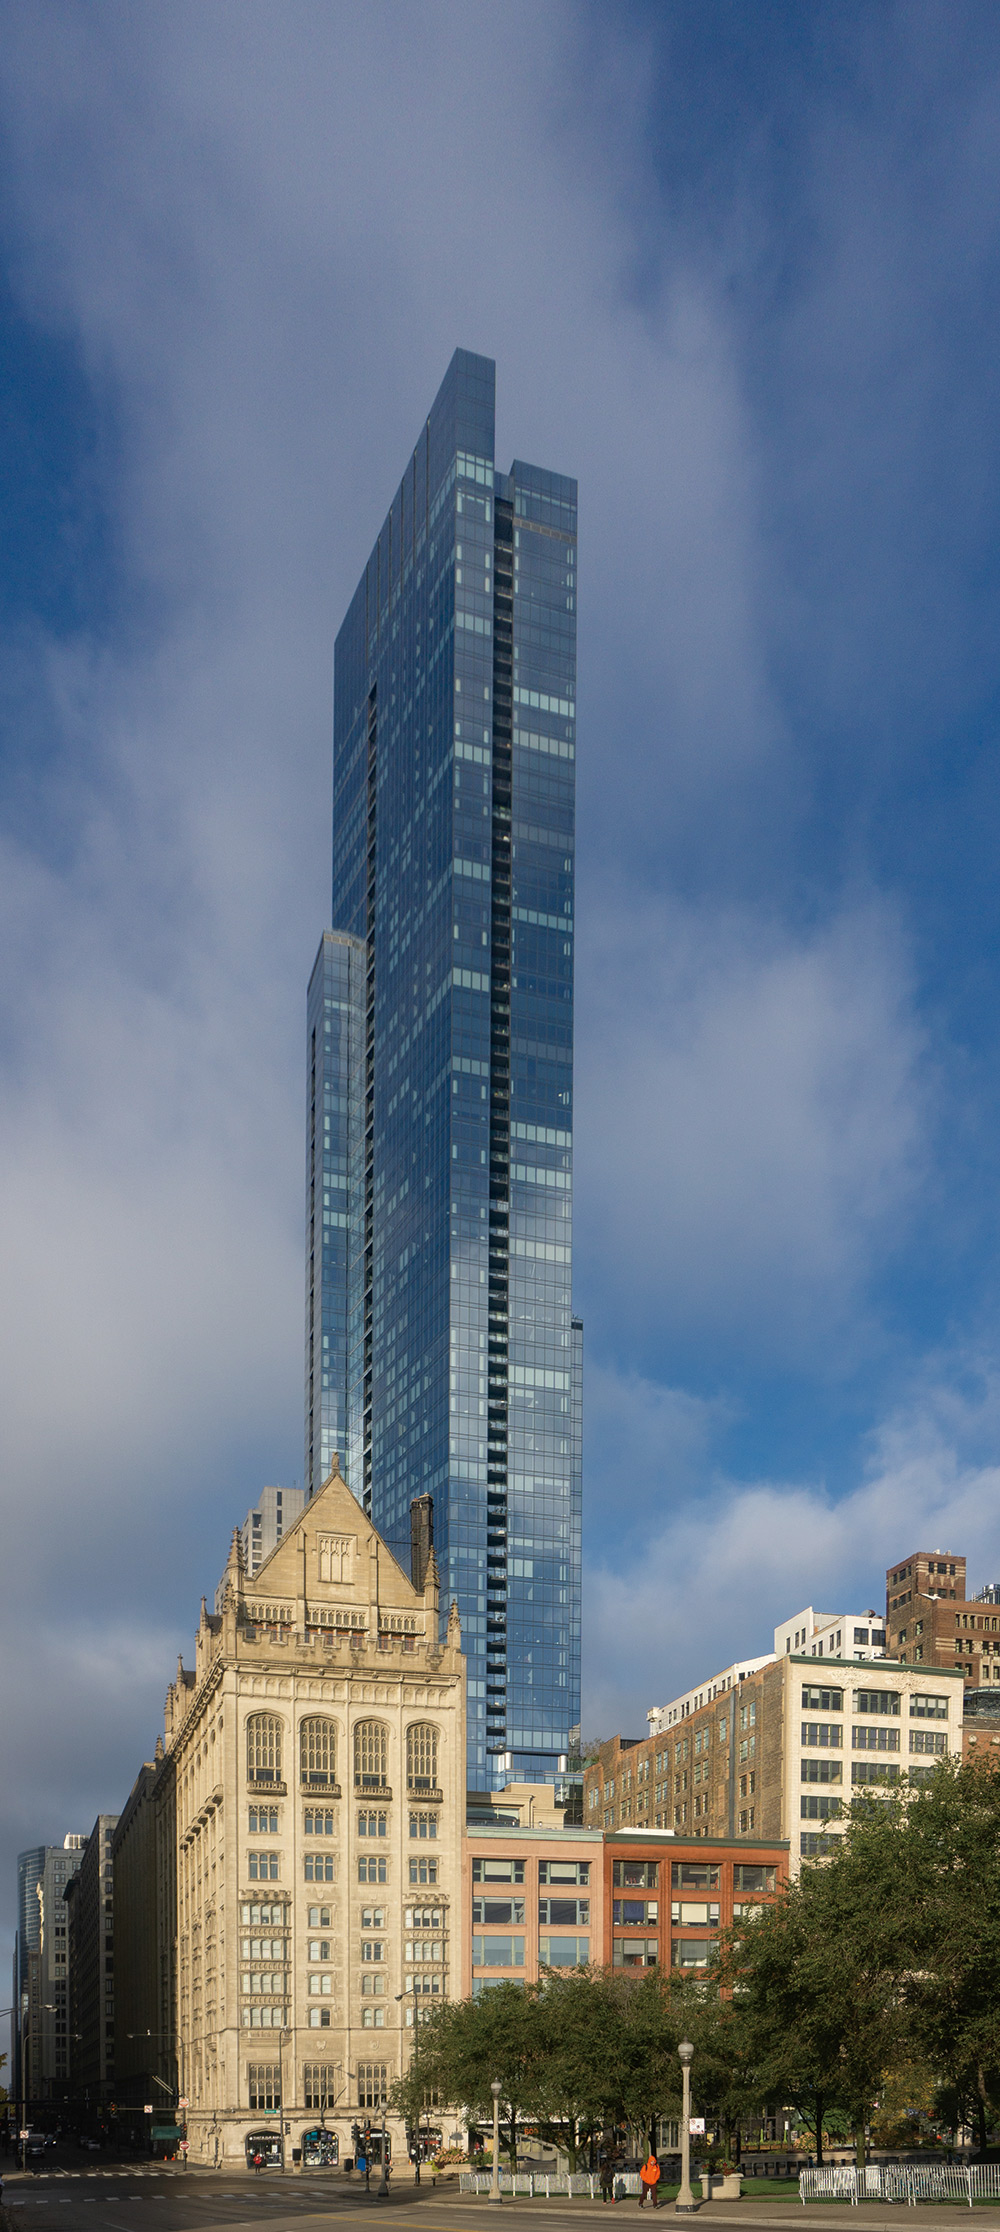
396, 1991, 422, 2181
489, 2080, 503, 2205
675, 2041, 697, 2214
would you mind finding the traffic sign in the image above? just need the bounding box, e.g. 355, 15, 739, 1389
144, 2105, 153, 2115
179, 2097, 189, 2109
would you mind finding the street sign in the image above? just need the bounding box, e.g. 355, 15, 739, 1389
144, 2105, 153, 2115
179, 2097, 189, 2108
19, 2129, 28, 2140
689, 2119, 706, 2136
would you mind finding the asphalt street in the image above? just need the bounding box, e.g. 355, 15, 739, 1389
0, 2162, 994, 2232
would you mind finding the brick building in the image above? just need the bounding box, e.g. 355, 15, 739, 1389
462, 1821, 604, 1996
602, 1831, 787, 1976
885, 1550, 1000, 1688
584, 1658, 965, 1872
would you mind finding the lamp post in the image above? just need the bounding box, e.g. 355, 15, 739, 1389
378, 2083, 390, 2198
489, 2080, 503, 2205
675, 2041, 697, 2214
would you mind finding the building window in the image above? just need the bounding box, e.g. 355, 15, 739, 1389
410, 1857, 438, 1885
671, 1862, 719, 1890
362, 2006, 385, 2027
612, 1899, 656, 1925
305, 1810, 336, 1836
853, 1725, 900, 1752
471, 1935, 525, 1967
361, 1975, 385, 1995
305, 1854, 335, 1882
358, 2063, 388, 2110
671, 1938, 716, 1969
612, 1861, 658, 1889
303, 2064, 336, 2110
852, 1761, 900, 1785
801, 1685, 844, 1713
801, 1759, 841, 1783
406, 1723, 439, 1792
308, 2007, 331, 2027
354, 1721, 389, 1790
801, 1721, 843, 1747
910, 1729, 947, 1755
248, 1852, 279, 1880
800, 1831, 840, 1857
249, 1808, 278, 1834
358, 1811, 387, 1838
361, 1941, 385, 1962
539, 1935, 589, 1966
307, 1905, 331, 1926
301, 1718, 338, 1788
910, 1694, 949, 1720
801, 1795, 841, 1819
473, 1857, 524, 1883
612, 1937, 658, 1968
308, 1974, 334, 1995
409, 1812, 438, 1840
853, 1689, 901, 1717
359, 1857, 388, 1883
247, 1714, 283, 1785
248, 2064, 281, 2111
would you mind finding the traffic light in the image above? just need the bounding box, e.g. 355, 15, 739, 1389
352, 2123, 360, 2149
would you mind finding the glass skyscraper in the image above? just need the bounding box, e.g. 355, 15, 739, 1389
306, 350, 580, 1790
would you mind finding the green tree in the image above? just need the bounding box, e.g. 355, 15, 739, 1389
893, 1759, 1000, 2155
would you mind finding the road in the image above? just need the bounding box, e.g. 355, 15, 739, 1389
0, 2158, 994, 2232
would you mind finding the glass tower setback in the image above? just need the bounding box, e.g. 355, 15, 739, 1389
306, 350, 580, 1789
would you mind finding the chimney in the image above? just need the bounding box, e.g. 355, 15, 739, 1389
410, 1493, 434, 1593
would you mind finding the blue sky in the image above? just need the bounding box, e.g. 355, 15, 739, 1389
3, 0, 1000, 1963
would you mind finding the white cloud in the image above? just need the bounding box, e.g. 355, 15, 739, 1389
583, 1360, 1000, 1735
576, 893, 927, 1362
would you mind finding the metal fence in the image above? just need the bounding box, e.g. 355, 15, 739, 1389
459, 2170, 640, 2198
800, 2163, 1000, 2207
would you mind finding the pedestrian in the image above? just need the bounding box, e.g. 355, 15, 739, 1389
430, 2159, 438, 2190
253, 2150, 263, 2176
599, 2156, 615, 2205
638, 2154, 661, 2209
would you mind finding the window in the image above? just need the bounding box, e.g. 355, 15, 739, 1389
472, 1857, 526, 1884
801, 1795, 841, 1818
407, 1723, 439, 1791
410, 1856, 438, 1885
853, 1690, 901, 1716
613, 1860, 658, 1888
361, 1906, 385, 1929
853, 1628, 869, 1644
361, 1940, 384, 1962
305, 1854, 336, 1881
303, 2064, 336, 2110
249, 1807, 278, 1834
671, 1939, 716, 1969
308, 1905, 331, 1926
241, 1901, 288, 1925
358, 2064, 388, 2110
852, 1761, 900, 1785
539, 1860, 590, 1884
473, 1898, 525, 1925
540, 1897, 590, 1926
405, 1906, 443, 1929
305, 1809, 336, 1836
800, 1832, 839, 1857
910, 1729, 947, 1755
539, 1935, 589, 1966
801, 1685, 843, 1712
409, 1812, 437, 1840
248, 2065, 281, 2111
801, 1759, 842, 1783
358, 1812, 387, 1837
248, 1852, 279, 1880
471, 1935, 525, 1967
612, 1899, 658, 1925
308, 1974, 333, 1996
247, 1714, 282, 1784
671, 1862, 719, 1889
355, 1721, 388, 1790
612, 1936, 658, 1967
405, 1938, 444, 1961
801, 1722, 843, 1747
671, 1901, 719, 1924
308, 2006, 331, 2028
362, 2006, 385, 2027
853, 1725, 900, 1752
361, 1974, 385, 1995
301, 1718, 337, 1788
910, 1694, 949, 1720
359, 1856, 387, 1884
308, 1938, 332, 1960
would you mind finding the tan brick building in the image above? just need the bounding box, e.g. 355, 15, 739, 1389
584, 1657, 965, 1873
158, 1459, 465, 2168
885, 1549, 1000, 1689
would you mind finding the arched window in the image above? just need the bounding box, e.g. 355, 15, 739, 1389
354, 1721, 389, 1791
247, 1713, 283, 1785
300, 1718, 337, 1788
406, 1724, 438, 1793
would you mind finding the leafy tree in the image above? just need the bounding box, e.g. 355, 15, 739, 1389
892, 1759, 1000, 2155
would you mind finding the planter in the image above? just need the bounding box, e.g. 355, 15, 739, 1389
701, 2173, 742, 2200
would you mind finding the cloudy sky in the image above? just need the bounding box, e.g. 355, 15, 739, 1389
4, 0, 1000, 1963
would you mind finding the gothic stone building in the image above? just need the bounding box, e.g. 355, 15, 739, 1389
162, 1459, 464, 2166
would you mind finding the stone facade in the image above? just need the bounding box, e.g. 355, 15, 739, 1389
162, 1458, 464, 2168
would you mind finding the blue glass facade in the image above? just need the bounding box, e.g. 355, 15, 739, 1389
306, 351, 580, 1790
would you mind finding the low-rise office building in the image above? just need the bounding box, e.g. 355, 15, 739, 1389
462, 1822, 604, 1996
586, 1659, 965, 1870
886, 1548, 1000, 1687
602, 1830, 788, 1975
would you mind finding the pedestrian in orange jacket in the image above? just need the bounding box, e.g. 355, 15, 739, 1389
638, 2155, 661, 2208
